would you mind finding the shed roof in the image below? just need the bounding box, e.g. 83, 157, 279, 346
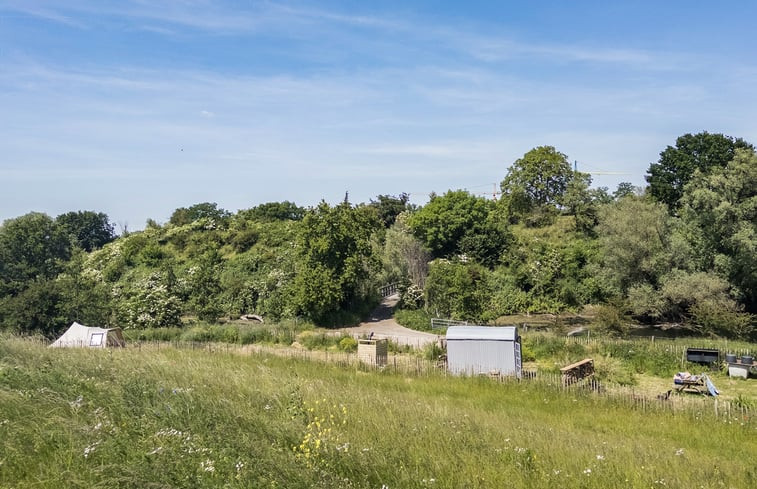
446, 325, 517, 341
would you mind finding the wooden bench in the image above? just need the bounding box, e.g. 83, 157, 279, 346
560, 358, 595, 385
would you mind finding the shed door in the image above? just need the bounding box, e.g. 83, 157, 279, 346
514, 340, 522, 378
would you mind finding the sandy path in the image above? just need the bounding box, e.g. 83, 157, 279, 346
339, 294, 442, 348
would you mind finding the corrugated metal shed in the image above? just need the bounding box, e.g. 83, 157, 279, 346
446, 326, 521, 377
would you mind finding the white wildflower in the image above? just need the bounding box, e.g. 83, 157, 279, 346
201, 459, 215, 473
155, 428, 184, 437
83, 441, 100, 458
583, 468, 591, 475
675, 448, 684, 456
596, 454, 605, 460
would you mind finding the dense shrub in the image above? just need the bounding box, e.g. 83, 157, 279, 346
394, 308, 432, 331
338, 336, 358, 352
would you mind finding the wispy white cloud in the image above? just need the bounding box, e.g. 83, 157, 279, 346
0, 3, 88, 28
2, 0, 690, 72
1, 2, 756, 226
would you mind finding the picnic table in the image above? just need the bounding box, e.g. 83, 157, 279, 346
674, 372, 719, 396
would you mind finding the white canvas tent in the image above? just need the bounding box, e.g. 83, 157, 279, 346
50, 322, 126, 348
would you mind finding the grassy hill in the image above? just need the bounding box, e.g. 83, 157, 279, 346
0, 336, 754, 488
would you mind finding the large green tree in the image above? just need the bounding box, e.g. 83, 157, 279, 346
678, 148, 757, 312
292, 202, 381, 324
169, 202, 231, 227
369, 193, 412, 228
596, 196, 672, 296
56, 210, 115, 252
0, 278, 63, 335
56, 248, 112, 327
500, 146, 574, 224
424, 260, 489, 320
407, 190, 496, 259
380, 214, 430, 288
646, 132, 753, 212
0, 212, 70, 296
244, 201, 305, 222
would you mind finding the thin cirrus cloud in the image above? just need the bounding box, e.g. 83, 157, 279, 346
1, 1, 755, 227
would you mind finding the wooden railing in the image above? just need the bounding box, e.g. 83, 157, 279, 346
378, 282, 400, 298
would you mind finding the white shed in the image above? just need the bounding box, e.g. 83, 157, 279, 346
446, 326, 521, 377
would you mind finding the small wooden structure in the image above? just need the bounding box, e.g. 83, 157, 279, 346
560, 358, 594, 385
685, 347, 719, 365
357, 338, 388, 366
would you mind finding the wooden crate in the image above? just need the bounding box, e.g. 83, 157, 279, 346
358, 339, 388, 366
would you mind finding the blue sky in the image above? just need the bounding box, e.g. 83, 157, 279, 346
2, 1, 756, 229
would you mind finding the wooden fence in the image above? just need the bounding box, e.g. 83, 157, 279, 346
378, 283, 400, 298
129, 339, 754, 423
560, 335, 754, 358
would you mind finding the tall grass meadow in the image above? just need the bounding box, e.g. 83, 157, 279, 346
0, 335, 754, 488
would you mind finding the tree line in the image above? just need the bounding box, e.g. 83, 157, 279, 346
0, 132, 754, 339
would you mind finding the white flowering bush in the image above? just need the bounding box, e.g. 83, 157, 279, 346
116, 273, 182, 329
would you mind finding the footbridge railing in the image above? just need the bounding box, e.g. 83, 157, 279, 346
378, 282, 400, 298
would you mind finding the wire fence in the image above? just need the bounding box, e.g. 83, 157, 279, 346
430, 318, 469, 330
561, 335, 754, 357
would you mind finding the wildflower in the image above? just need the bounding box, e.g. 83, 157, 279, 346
83, 441, 100, 458
156, 428, 184, 437
675, 448, 684, 456
583, 468, 591, 475
264, 404, 272, 410
235, 461, 244, 472
596, 454, 605, 460
69, 395, 84, 409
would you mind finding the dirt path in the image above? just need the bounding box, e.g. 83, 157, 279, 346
340, 294, 442, 348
